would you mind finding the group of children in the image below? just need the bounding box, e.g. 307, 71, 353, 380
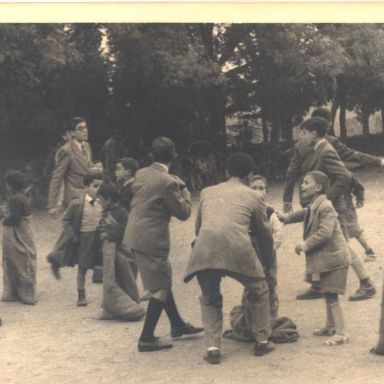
0, 151, 376, 350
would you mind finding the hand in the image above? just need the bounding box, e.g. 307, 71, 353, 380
356, 199, 364, 208
275, 211, 286, 223
295, 243, 303, 255
283, 202, 293, 213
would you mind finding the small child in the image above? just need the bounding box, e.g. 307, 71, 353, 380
97, 183, 143, 320
61, 171, 103, 306
249, 175, 282, 318
1, 171, 37, 305
115, 157, 140, 212
344, 176, 376, 262
280, 171, 350, 346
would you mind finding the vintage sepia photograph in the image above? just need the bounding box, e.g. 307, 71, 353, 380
1, 4, 384, 383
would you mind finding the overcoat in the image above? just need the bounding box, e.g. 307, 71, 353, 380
285, 195, 350, 275
184, 179, 273, 282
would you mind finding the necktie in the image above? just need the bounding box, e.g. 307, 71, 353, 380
90, 198, 96, 206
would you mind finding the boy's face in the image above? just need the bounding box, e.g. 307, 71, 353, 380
250, 179, 267, 199
86, 179, 103, 198
115, 163, 131, 181
300, 128, 317, 147
70, 121, 88, 143
301, 175, 321, 200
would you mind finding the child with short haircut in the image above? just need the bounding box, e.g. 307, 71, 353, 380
61, 171, 103, 306
97, 183, 143, 320
249, 174, 282, 318
2, 171, 37, 305
115, 157, 139, 212
280, 171, 350, 346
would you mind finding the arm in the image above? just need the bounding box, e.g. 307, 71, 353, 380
351, 175, 365, 206
251, 198, 274, 267
62, 202, 76, 239
330, 136, 382, 168
270, 212, 283, 250
3, 195, 25, 226
284, 208, 306, 224
303, 205, 337, 253
282, 146, 300, 210
163, 179, 191, 221
322, 149, 351, 202
47, 148, 71, 209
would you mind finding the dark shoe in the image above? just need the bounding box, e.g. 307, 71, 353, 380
349, 284, 376, 301
92, 268, 103, 284
370, 345, 384, 355
254, 341, 275, 356
138, 337, 173, 352
296, 288, 323, 300
47, 255, 61, 280
204, 349, 221, 364
171, 322, 204, 338
365, 249, 376, 262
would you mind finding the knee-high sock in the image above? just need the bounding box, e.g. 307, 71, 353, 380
140, 298, 164, 342
163, 291, 185, 328
326, 301, 335, 329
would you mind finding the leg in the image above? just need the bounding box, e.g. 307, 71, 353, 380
235, 275, 274, 356
323, 293, 349, 346
138, 288, 173, 352
355, 233, 376, 261
1, 255, 19, 302
196, 270, 223, 363
77, 267, 87, 306
313, 297, 336, 336
348, 246, 376, 301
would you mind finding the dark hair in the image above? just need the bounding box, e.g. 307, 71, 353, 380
150, 137, 176, 164
116, 157, 139, 175
98, 183, 120, 202
250, 174, 268, 189
301, 117, 328, 138
311, 108, 331, 123
6, 170, 25, 191
68, 117, 86, 132
227, 152, 255, 178
306, 171, 329, 194
83, 172, 103, 186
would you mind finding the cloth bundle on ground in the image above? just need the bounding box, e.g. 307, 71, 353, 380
100, 240, 144, 321
224, 296, 299, 343
2, 217, 37, 304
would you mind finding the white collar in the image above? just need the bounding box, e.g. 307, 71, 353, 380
153, 162, 169, 173
123, 177, 134, 187
73, 139, 83, 151
85, 194, 97, 204
314, 138, 326, 152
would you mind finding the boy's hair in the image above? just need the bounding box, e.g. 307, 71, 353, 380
68, 117, 86, 132
150, 137, 177, 164
307, 171, 329, 194
250, 174, 268, 188
116, 157, 139, 176
6, 170, 25, 191
311, 108, 331, 123
98, 183, 120, 203
227, 152, 255, 178
83, 171, 103, 186
301, 117, 328, 138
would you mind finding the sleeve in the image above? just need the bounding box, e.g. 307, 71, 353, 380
251, 198, 274, 268
163, 179, 191, 221
322, 149, 351, 202
285, 209, 306, 224
351, 176, 365, 203
270, 212, 283, 250
47, 147, 71, 209
283, 146, 300, 203
303, 205, 337, 253
62, 201, 76, 239
331, 136, 381, 168
3, 196, 25, 226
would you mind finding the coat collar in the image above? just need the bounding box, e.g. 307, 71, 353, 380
150, 162, 169, 173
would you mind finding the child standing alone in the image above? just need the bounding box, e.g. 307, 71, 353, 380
1, 171, 37, 305
61, 171, 103, 306
280, 171, 350, 346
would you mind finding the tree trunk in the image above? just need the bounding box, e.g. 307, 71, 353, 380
330, 98, 339, 136
362, 108, 370, 136
270, 118, 281, 143
381, 108, 384, 134
261, 114, 269, 144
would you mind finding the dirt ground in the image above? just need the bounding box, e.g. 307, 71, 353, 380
1, 168, 384, 384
